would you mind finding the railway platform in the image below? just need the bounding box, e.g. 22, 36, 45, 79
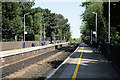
0, 42, 69, 78
46, 43, 120, 80
0, 42, 68, 57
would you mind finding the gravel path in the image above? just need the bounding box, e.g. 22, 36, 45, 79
4, 43, 79, 80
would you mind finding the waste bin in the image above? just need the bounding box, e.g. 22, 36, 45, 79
32, 43, 38, 47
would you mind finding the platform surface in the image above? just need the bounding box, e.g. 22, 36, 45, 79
47, 43, 120, 80
0, 42, 68, 58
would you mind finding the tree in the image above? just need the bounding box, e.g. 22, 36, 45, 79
103, 2, 120, 45
2, 1, 34, 41
2, 1, 72, 42
81, 2, 107, 43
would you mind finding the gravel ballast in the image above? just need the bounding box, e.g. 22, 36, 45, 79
3, 43, 79, 80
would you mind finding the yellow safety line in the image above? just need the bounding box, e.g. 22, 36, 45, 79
71, 43, 84, 80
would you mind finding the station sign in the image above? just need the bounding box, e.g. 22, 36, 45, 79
93, 31, 96, 34
24, 31, 27, 34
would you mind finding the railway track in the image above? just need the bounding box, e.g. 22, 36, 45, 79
2, 42, 79, 79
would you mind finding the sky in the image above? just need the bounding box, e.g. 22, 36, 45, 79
32, 0, 86, 38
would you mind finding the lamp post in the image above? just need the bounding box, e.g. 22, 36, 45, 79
24, 13, 29, 48
64, 33, 65, 41
39, 13, 43, 46
44, 23, 46, 44
92, 12, 97, 43
108, 0, 111, 62
91, 29, 92, 42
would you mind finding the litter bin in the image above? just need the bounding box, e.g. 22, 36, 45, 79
41, 42, 44, 46
32, 43, 38, 47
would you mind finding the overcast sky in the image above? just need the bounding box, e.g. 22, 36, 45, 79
32, 0, 85, 38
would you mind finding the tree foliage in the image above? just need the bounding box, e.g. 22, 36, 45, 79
80, 2, 120, 45
2, 1, 71, 42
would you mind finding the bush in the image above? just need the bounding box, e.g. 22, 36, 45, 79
35, 35, 39, 41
